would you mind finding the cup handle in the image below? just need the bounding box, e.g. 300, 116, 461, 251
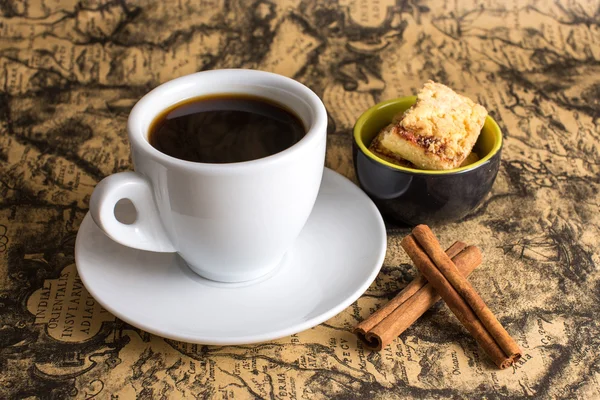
89, 172, 176, 253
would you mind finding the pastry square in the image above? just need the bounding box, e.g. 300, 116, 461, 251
369, 81, 487, 170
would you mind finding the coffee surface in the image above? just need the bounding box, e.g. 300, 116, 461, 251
148, 95, 305, 163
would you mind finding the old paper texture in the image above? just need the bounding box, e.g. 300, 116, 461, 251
1, 0, 600, 398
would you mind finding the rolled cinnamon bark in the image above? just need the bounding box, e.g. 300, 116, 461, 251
403, 230, 521, 369
355, 243, 482, 350
412, 225, 522, 366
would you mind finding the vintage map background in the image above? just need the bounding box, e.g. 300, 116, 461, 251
1, 0, 599, 398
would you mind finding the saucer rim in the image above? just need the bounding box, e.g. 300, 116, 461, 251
75, 168, 386, 345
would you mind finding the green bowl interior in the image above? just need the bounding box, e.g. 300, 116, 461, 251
354, 96, 502, 174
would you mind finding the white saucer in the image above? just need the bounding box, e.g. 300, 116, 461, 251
75, 168, 386, 345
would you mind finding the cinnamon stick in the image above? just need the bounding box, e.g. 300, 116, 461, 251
412, 225, 522, 365
355, 243, 481, 350
403, 229, 521, 369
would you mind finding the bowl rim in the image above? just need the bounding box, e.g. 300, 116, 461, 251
353, 96, 503, 175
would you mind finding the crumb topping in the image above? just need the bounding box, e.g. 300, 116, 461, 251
399, 81, 487, 160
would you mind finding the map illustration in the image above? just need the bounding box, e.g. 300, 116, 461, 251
1, 0, 599, 398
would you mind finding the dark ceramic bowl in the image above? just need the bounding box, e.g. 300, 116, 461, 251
353, 96, 502, 226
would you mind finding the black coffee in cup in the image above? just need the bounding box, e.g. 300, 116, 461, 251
148, 94, 306, 163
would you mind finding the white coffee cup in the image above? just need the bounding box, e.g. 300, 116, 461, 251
89, 69, 327, 282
